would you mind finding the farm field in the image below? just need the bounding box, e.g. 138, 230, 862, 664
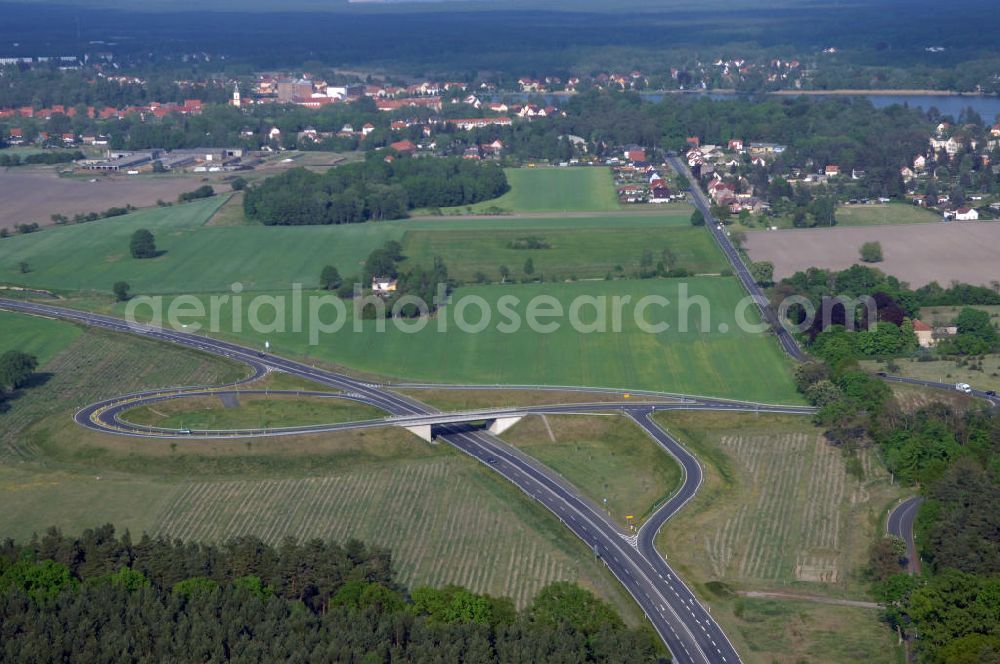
1, 199, 704, 294
0, 322, 644, 618
106, 278, 803, 403
441, 167, 621, 213
745, 221, 1000, 287
651, 411, 904, 663
0, 169, 233, 230
401, 221, 727, 281
0, 309, 81, 364
502, 414, 682, 527
121, 393, 386, 430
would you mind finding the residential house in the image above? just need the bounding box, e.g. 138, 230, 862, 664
825, 164, 840, 177
708, 180, 737, 203
913, 320, 935, 348
955, 207, 979, 221
624, 146, 646, 162
749, 142, 787, 156
389, 140, 418, 155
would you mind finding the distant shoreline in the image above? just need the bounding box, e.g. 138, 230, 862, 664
770, 89, 984, 97
543, 88, 988, 98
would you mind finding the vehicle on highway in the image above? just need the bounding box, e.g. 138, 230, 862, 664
987, 390, 997, 397
955, 382, 973, 394
876, 371, 888, 377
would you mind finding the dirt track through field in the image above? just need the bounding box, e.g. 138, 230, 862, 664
745, 222, 1000, 286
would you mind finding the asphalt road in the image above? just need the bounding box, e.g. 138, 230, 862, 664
881, 373, 1000, 407
1, 292, 986, 662
887, 496, 925, 575
0, 297, 751, 664
666, 156, 809, 362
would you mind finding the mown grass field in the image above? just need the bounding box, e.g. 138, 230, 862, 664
0, 320, 644, 618
109, 278, 802, 403
443, 167, 621, 213
402, 220, 726, 281
0, 309, 81, 364
834, 203, 940, 226
502, 414, 682, 527
754, 203, 941, 231
651, 411, 904, 664
122, 394, 386, 430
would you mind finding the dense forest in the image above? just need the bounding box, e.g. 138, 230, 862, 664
243, 157, 509, 225
3, 1, 1000, 92
0, 526, 663, 663
869, 406, 1000, 664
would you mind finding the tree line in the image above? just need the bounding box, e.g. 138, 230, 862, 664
779, 268, 1000, 662
0, 526, 663, 663
243, 156, 509, 225
774, 264, 1000, 354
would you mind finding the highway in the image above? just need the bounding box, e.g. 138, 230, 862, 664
666, 155, 808, 361
887, 497, 924, 575
1, 286, 989, 662
0, 296, 752, 664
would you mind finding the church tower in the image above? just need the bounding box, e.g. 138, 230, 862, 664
232, 83, 241, 108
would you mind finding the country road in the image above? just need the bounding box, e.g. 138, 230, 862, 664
887, 496, 925, 575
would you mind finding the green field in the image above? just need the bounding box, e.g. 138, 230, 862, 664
651, 411, 904, 664
108, 278, 801, 402
443, 167, 621, 213
122, 393, 386, 430
502, 414, 682, 527
401, 217, 726, 281
743, 203, 943, 232
835, 203, 940, 226
2, 196, 708, 294
0, 309, 81, 364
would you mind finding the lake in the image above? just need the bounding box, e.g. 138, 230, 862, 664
506, 91, 1000, 121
